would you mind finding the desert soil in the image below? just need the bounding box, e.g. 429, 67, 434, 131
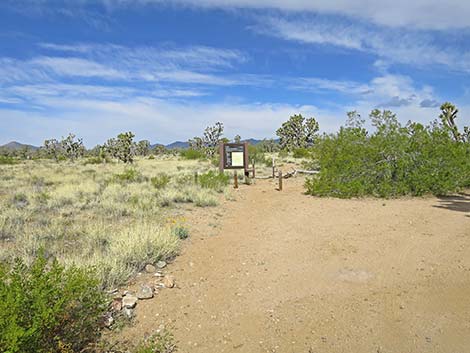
119, 177, 470, 353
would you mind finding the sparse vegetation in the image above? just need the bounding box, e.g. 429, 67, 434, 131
0, 158, 227, 288
133, 330, 176, 353
151, 173, 171, 189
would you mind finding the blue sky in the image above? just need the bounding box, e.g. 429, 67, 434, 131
1, 0, 470, 146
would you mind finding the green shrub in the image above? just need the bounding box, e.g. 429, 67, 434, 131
151, 173, 171, 189
180, 149, 205, 160
248, 145, 271, 167
173, 226, 189, 240
278, 150, 288, 159
111, 168, 146, 184
0, 156, 17, 165
306, 113, 470, 198
0, 253, 106, 353
198, 171, 229, 192
133, 330, 176, 353
84, 157, 105, 165
292, 148, 311, 159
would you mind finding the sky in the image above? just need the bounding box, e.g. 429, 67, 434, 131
1, 0, 470, 146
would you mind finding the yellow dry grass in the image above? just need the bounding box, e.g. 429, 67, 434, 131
0, 156, 226, 287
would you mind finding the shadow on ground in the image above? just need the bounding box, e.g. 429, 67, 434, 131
434, 193, 470, 216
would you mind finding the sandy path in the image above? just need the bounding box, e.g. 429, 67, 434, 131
121, 177, 470, 353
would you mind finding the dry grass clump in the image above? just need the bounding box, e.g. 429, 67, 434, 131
0, 157, 226, 287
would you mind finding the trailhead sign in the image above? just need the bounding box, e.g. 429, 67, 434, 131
225, 144, 245, 168
219, 142, 250, 176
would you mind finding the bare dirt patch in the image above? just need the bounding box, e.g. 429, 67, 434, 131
117, 177, 470, 353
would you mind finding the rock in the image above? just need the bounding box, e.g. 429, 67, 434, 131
156, 260, 167, 269
163, 275, 175, 288
122, 290, 134, 296
145, 264, 156, 273
111, 298, 123, 312
124, 307, 134, 319
137, 284, 154, 299
122, 294, 138, 308
103, 313, 114, 328
154, 272, 164, 278
154, 282, 165, 289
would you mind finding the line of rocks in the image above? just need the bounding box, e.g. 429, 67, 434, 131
103, 261, 175, 328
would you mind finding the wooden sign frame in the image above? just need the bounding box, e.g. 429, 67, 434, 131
219, 142, 249, 174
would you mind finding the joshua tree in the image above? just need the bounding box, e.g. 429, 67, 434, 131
105, 132, 136, 163
439, 102, 461, 142
136, 140, 151, 156
276, 114, 319, 151
60, 133, 85, 161
188, 122, 225, 157
43, 138, 62, 162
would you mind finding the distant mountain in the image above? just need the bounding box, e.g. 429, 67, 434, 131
0, 141, 38, 150
165, 141, 189, 149
242, 138, 262, 145
151, 138, 278, 150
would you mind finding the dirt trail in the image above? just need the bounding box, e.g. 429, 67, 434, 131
121, 177, 470, 353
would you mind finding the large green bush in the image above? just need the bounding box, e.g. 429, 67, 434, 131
306, 109, 470, 198
0, 253, 106, 353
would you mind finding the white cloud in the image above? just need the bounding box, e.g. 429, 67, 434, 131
31, 56, 126, 79
0, 43, 254, 89
287, 77, 371, 95
254, 17, 470, 73
0, 97, 337, 146
99, 0, 470, 30
0, 71, 446, 146
8, 0, 470, 30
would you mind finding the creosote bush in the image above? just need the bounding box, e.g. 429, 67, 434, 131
0, 252, 106, 353
0, 156, 17, 165
292, 147, 311, 159
306, 109, 470, 198
198, 170, 230, 192
151, 173, 171, 189
180, 149, 205, 160
111, 168, 146, 184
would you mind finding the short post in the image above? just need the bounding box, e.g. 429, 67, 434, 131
272, 157, 275, 179
252, 159, 256, 178
278, 171, 283, 191
194, 171, 198, 184
234, 171, 238, 189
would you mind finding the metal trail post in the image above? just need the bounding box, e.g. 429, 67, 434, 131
278, 171, 283, 191
234, 171, 238, 189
